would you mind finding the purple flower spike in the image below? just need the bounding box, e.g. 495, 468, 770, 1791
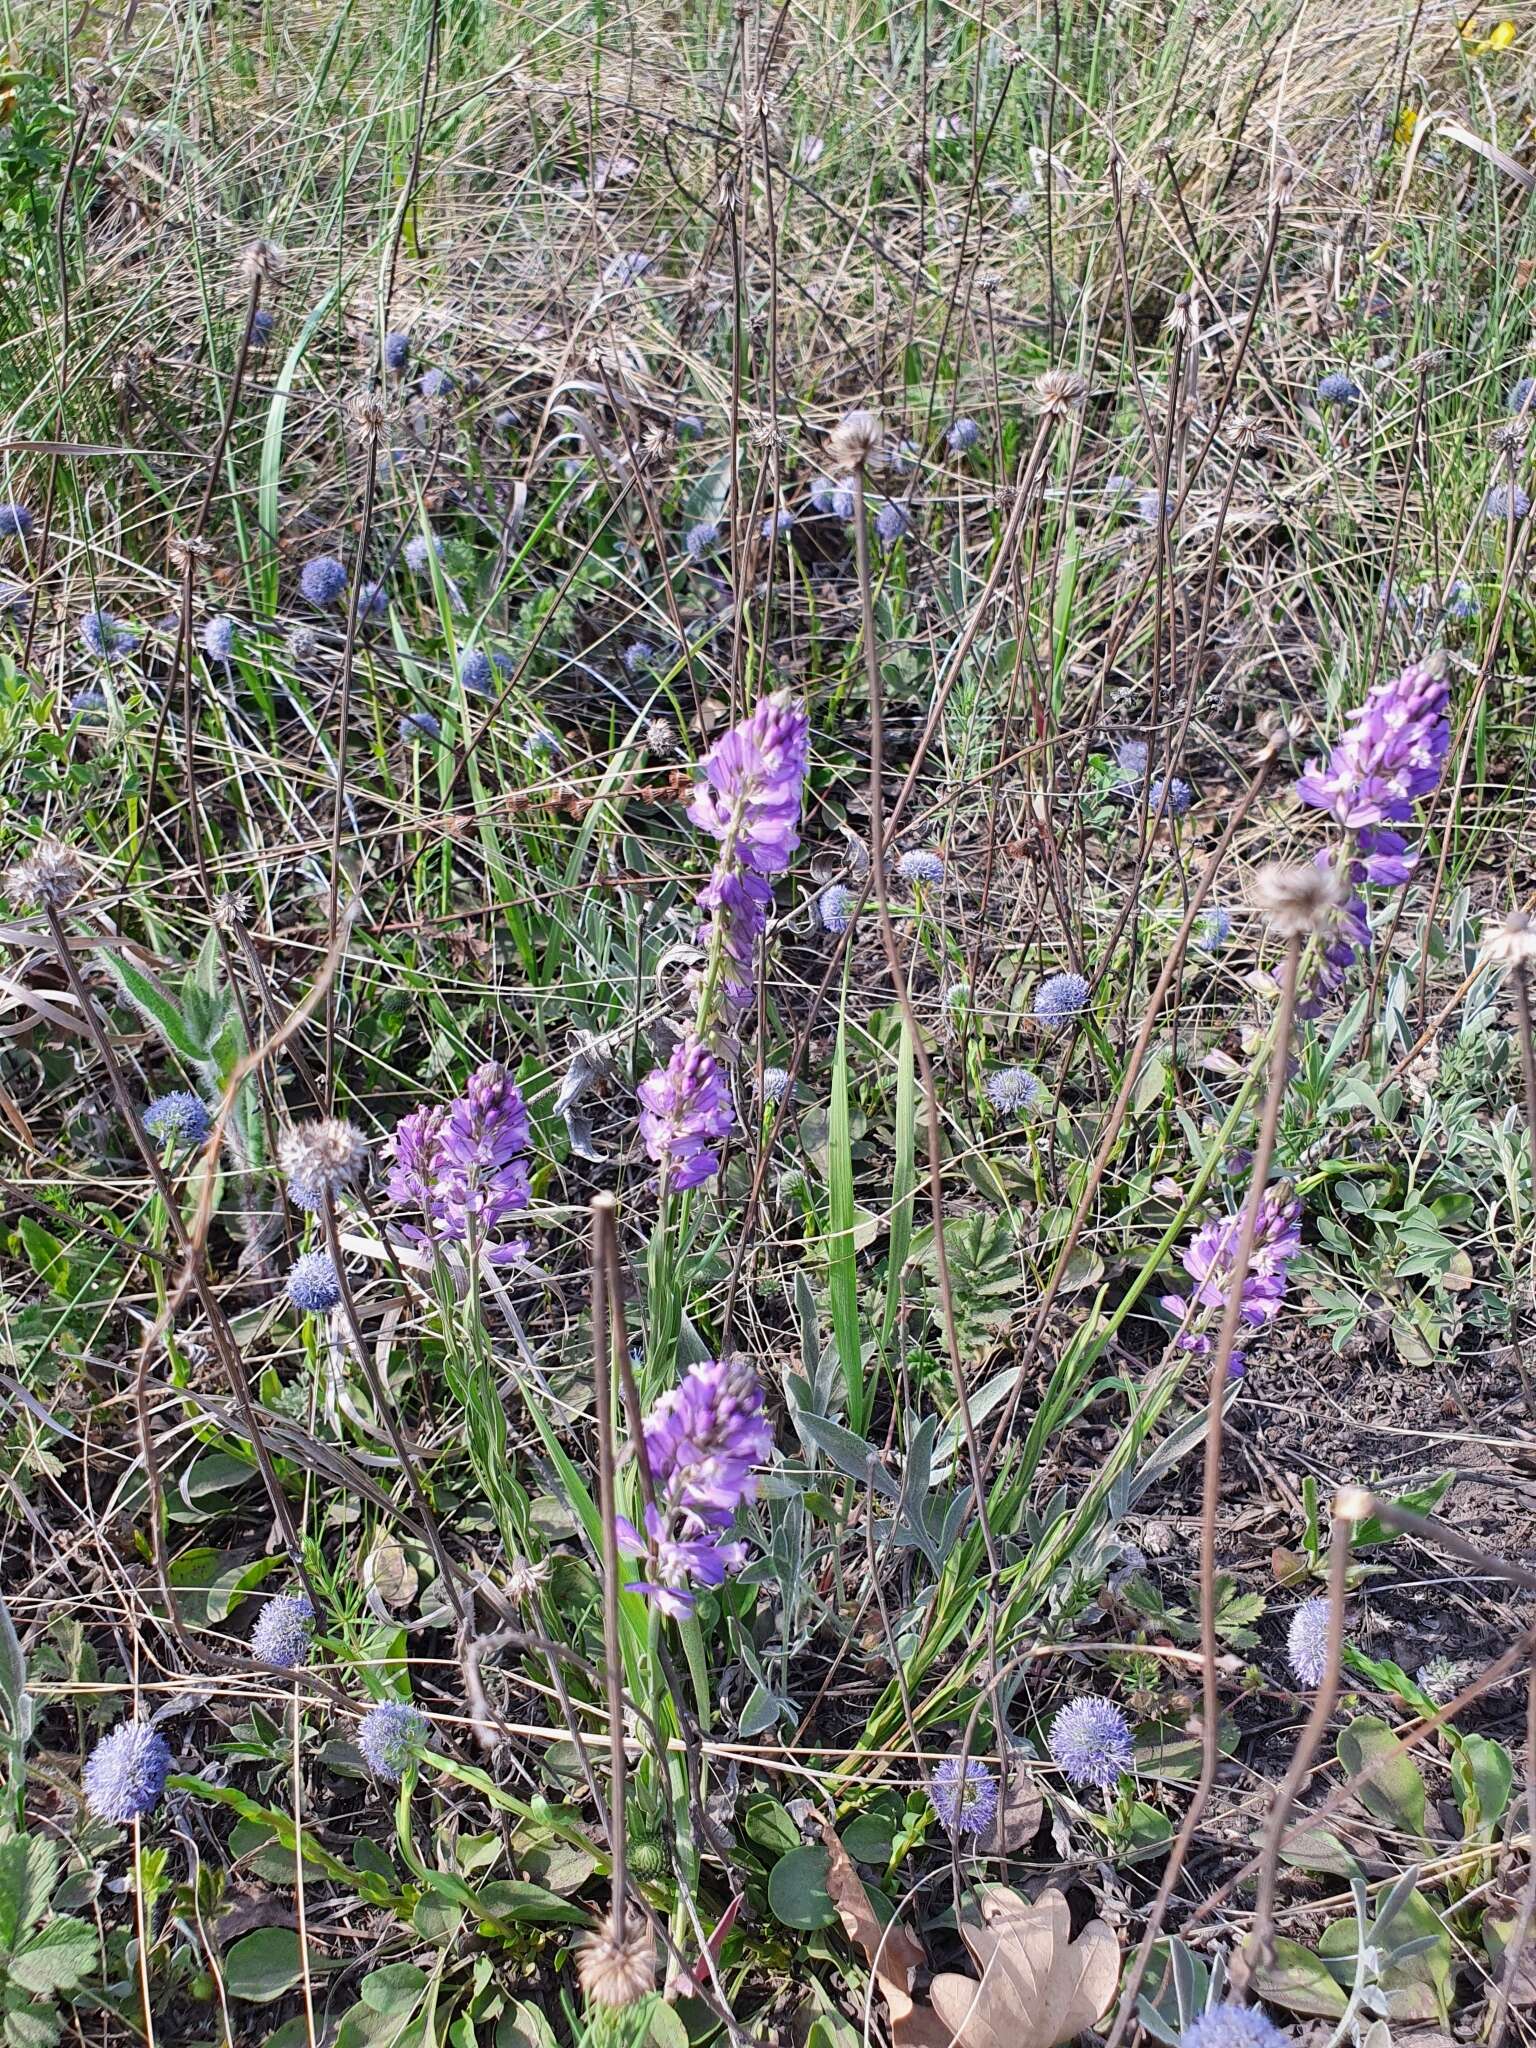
637, 1035, 733, 1190
1295, 660, 1451, 850
386, 1063, 531, 1263
930, 1755, 1000, 1837
1160, 1187, 1302, 1376
616, 1355, 770, 1616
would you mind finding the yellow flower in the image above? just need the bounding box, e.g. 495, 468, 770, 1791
1395, 106, 1419, 146
1482, 18, 1517, 47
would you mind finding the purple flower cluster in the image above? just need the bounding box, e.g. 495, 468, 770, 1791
929, 1754, 999, 1837
616, 1355, 772, 1617
1161, 1187, 1302, 1377
387, 1061, 532, 1263
637, 1035, 734, 1191
1293, 659, 1452, 994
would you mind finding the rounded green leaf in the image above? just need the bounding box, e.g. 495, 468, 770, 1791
768, 1845, 837, 1930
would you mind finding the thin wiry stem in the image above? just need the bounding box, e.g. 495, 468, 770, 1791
590, 1194, 629, 1936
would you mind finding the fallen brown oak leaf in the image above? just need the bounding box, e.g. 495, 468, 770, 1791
822, 1827, 1119, 2048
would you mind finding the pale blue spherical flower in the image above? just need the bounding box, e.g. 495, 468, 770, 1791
0, 579, 30, 620
358, 1700, 429, 1781
875, 500, 911, 545
300, 556, 348, 607
985, 1066, 1043, 1114
84, 1719, 174, 1823
1135, 489, 1170, 525
1033, 971, 1089, 1024
1194, 907, 1233, 951
675, 415, 704, 441
1150, 776, 1192, 817
383, 331, 410, 373
80, 608, 137, 658
1317, 371, 1362, 407
946, 417, 981, 453
458, 649, 493, 693
761, 509, 795, 540
810, 476, 856, 519
403, 533, 444, 576
523, 725, 563, 762
251, 1594, 315, 1670
144, 1091, 212, 1148
1507, 375, 1536, 415
623, 640, 655, 674
1485, 483, 1531, 521
419, 367, 455, 400
897, 848, 945, 886
817, 884, 855, 934
1048, 1694, 1133, 1788
943, 980, 970, 1015
1115, 738, 1149, 786
358, 580, 388, 620
685, 520, 720, 559
758, 1066, 791, 1105
1181, 2005, 1291, 2048
0, 502, 33, 540
286, 1251, 342, 1314
249, 308, 276, 347
1442, 579, 1478, 619
1287, 1596, 1334, 1687
399, 709, 442, 744
930, 1754, 1000, 1838
201, 614, 238, 663
69, 685, 107, 717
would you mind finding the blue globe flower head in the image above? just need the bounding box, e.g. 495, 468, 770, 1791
817, 884, 856, 935
1150, 776, 1193, 818
1442, 579, 1479, 619
1032, 970, 1090, 1025
251, 1593, 316, 1670
0, 579, 30, 620
458, 649, 494, 694
929, 1754, 1000, 1838
1135, 489, 1170, 526
1181, 2005, 1291, 2048
143, 1091, 213, 1149
358, 580, 388, 620
603, 250, 653, 287
946, 417, 981, 453
875, 500, 911, 546
403, 532, 444, 576
0, 502, 33, 540
674, 414, 705, 441
201, 614, 238, 664
286, 1250, 342, 1315
83, 1719, 174, 1823
1114, 738, 1150, 786
1194, 907, 1233, 952
758, 1066, 791, 1105
1507, 375, 1536, 416
897, 848, 945, 887
761, 509, 795, 540
623, 640, 656, 675
1286, 1595, 1334, 1687
1485, 483, 1531, 521
399, 710, 442, 745
810, 476, 856, 519
1316, 371, 1362, 407
985, 1066, 1043, 1115
522, 725, 562, 762
383, 330, 410, 373
69, 685, 107, 717
80, 609, 138, 659
1047, 1694, 1133, 1789
358, 1700, 429, 1781
684, 520, 720, 560
299, 555, 348, 607
249, 308, 276, 347
419, 367, 455, 401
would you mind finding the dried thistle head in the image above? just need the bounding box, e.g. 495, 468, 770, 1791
345, 386, 394, 446
239, 239, 288, 291
167, 533, 214, 574
1033, 367, 1088, 418
574, 1907, 655, 2009
7, 838, 84, 912
279, 1119, 370, 1207
826, 408, 883, 472
211, 889, 252, 934
1480, 910, 1536, 977
1250, 859, 1349, 938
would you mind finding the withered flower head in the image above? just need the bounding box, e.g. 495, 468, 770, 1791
239, 239, 288, 290
1033, 367, 1088, 417
1480, 910, 1536, 977
1250, 859, 1350, 938
7, 838, 84, 912
574, 1906, 656, 2009
825, 408, 883, 472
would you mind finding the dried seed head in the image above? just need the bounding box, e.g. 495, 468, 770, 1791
279, 1119, 370, 1207
7, 838, 84, 912
167, 533, 214, 574
504, 1555, 552, 1602
1490, 421, 1528, 457
1250, 859, 1349, 938
574, 1907, 656, 2009
1480, 910, 1536, 976
239, 239, 287, 290
1033, 367, 1088, 418
345, 385, 393, 445
825, 407, 883, 472
211, 890, 252, 933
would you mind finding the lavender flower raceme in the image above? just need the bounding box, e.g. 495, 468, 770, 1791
930, 1755, 1000, 1838
637, 1035, 733, 1190
1161, 1187, 1302, 1377
615, 1355, 772, 1617
386, 1062, 532, 1262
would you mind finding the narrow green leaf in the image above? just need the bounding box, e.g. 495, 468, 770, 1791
825, 1018, 864, 1430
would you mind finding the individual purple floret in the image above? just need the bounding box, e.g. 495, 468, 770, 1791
1485, 483, 1531, 521
419, 367, 455, 400
817, 884, 855, 935
985, 1066, 1043, 1114
1317, 371, 1362, 407
1287, 1596, 1335, 1687
80, 609, 137, 658
0, 503, 33, 540
143, 1091, 212, 1148
387, 1062, 532, 1262
615, 1355, 771, 1617
1181, 2005, 1291, 2048
1032, 971, 1089, 1024
299, 555, 348, 607
1048, 1695, 1134, 1789
1507, 376, 1536, 415
1160, 1187, 1302, 1376
875, 500, 911, 545
1294, 659, 1450, 883
83, 1720, 174, 1823
201, 615, 238, 663
251, 1593, 315, 1670
685, 520, 720, 559
357, 1700, 429, 1780
383, 331, 410, 373
946, 418, 981, 453
399, 710, 441, 744
637, 1035, 734, 1191
286, 1251, 342, 1314
929, 1754, 1000, 1838
897, 848, 945, 886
